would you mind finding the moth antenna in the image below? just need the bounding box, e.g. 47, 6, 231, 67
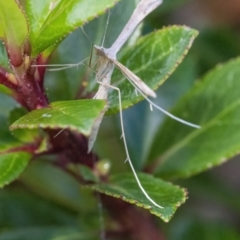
101, 9, 111, 47
31, 57, 89, 71
81, 26, 93, 44
89, 42, 94, 67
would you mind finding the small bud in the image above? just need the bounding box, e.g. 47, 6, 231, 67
23, 55, 30, 70
96, 159, 111, 176
6, 72, 18, 85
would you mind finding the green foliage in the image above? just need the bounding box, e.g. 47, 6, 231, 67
0, 152, 31, 188
92, 173, 187, 222
26, 0, 119, 56
0, 0, 240, 239
11, 99, 106, 136
108, 26, 198, 113
0, 0, 28, 52
149, 57, 240, 179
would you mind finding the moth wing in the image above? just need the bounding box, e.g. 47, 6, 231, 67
112, 59, 157, 98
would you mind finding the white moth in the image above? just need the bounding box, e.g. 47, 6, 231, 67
89, 0, 200, 151
89, 0, 200, 210
34, 0, 200, 210
88, 0, 164, 151
89, 0, 166, 209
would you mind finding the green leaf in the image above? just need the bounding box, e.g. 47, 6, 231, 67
9, 107, 41, 143
26, 0, 61, 40
27, 0, 120, 56
148, 57, 240, 179
9, 107, 28, 125
44, 0, 139, 101
0, 0, 28, 63
10, 99, 106, 136
26, 0, 61, 59
108, 26, 198, 113
122, 55, 198, 169
91, 173, 187, 222
0, 152, 31, 188
68, 164, 99, 182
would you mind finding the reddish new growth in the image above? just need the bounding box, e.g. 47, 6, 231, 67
1, 38, 97, 169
